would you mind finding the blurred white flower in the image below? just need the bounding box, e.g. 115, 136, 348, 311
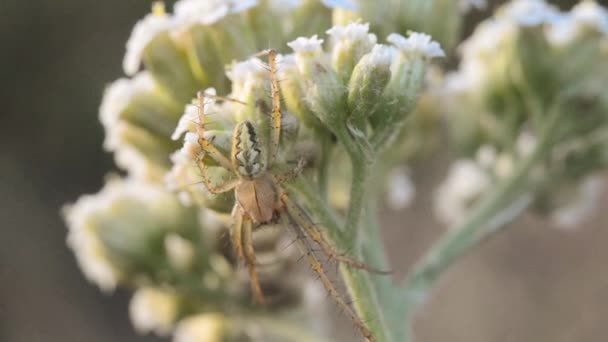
123, 4, 175, 76
165, 234, 196, 271
435, 160, 491, 225
327, 22, 376, 45
499, 0, 559, 27
551, 175, 604, 230
387, 32, 445, 58
130, 287, 179, 336
173, 0, 257, 27
386, 167, 415, 210
64, 179, 171, 291
547, 1, 608, 46
321, 0, 358, 11
174, 314, 225, 342
288, 35, 325, 54
100, 72, 157, 133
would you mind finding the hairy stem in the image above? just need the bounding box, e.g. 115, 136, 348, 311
400, 107, 560, 341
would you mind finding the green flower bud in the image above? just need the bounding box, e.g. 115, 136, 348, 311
370, 33, 444, 149
63, 178, 199, 291
326, 22, 377, 82
347, 45, 392, 125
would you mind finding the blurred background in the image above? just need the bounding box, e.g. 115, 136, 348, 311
1, 1, 607, 341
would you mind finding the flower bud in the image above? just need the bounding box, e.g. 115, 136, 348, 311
326, 22, 377, 81
347, 44, 392, 125
130, 287, 180, 336
174, 314, 227, 342
63, 178, 199, 291
369, 33, 443, 148
288, 35, 348, 128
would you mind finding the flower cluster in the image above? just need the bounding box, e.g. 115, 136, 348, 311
440, 0, 608, 228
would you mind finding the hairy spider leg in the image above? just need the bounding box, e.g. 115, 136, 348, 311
243, 217, 265, 305
195, 156, 238, 194
196, 91, 234, 171
230, 207, 266, 305
281, 194, 391, 274
249, 49, 282, 166
286, 214, 375, 342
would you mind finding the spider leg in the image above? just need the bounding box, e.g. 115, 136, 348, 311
285, 214, 375, 342
242, 217, 266, 305
275, 158, 306, 184
196, 91, 234, 171
231, 205, 245, 260
196, 157, 238, 194
281, 194, 391, 275
266, 49, 281, 166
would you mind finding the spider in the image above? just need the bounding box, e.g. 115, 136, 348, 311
193, 49, 381, 341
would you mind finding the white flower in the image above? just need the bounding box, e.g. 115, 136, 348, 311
547, 1, 608, 46
172, 105, 200, 141
123, 6, 175, 76
499, 0, 559, 27
287, 35, 325, 54
387, 32, 445, 58
367, 44, 395, 66
551, 175, 604, 230
100, 72, 157, 131
130, 287, 179, 336
326, 22, 376, 45
174, 314, 225, 342
225, 58, 269, 94
164, 234, 196, 270
321, 0, 358, 11
435, 160, 491, 225
570, 0, 608, 34
386, 167, 415, 210
173, 0, 257, 27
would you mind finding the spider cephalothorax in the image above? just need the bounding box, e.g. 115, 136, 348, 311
193, 49, 381, 341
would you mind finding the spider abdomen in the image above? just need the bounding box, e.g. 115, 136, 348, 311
235, 173, 281, 224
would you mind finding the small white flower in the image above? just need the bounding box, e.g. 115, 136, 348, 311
547, 1, 608, 45
225, 58, 268, 85
172, 105, 200, 141
386, 167, 415, 210
123, 8, 175, 76
164, 234, 196, 270
174, 0, 257, 27
435, 160, 490, 225
327, 22, 375, 44
387, 32, 445, 59
130, 287, 179, 336
570, 0, 608, 34
100, 72, 157, 131
288, 35, 325, 54
499, 0, 559, 27
367, 44, 395, 66
65, 179, 168, 291
551, 175, 604, 230
321, 0, 358, 11
174, 314, 225, 342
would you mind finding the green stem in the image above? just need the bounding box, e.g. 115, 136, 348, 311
252, 316, 331, 342
288, 177, 394, 342
317, 132, 332, 201
399, 109, 559, 341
